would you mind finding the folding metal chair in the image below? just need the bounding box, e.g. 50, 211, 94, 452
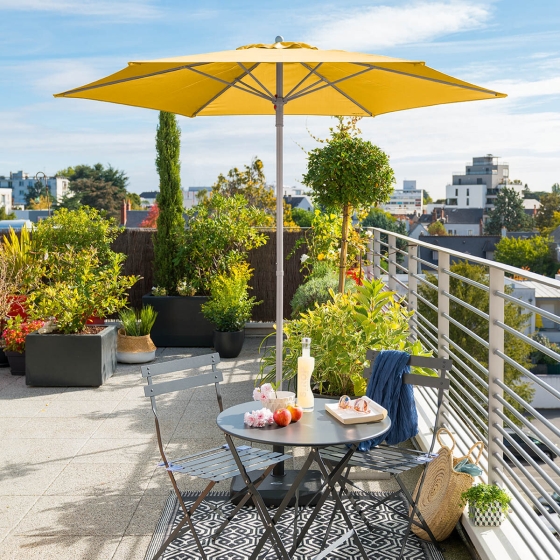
320, 350, 451, 559
142, 353, 291, 560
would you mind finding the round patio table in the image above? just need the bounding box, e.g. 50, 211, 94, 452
216, 399, 391, 560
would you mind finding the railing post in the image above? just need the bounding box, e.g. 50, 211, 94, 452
438, 252, 450, 361
488, 266, 505, 484
408, 244, 418, 342
437, 251, 450, 431
373, 229, 381, 279
388, 233, 397, 292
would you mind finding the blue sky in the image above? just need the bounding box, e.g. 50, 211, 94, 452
1, 0, 559, 199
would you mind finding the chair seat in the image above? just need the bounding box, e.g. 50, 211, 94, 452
162, 445, 292, 482
321, 444, 436, 475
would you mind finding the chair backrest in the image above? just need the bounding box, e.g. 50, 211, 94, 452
365, 350, 452, 453
142, 352, 224, 410
142, 353, 223, 466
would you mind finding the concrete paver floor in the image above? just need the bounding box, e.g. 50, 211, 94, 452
0, 338, 472, 559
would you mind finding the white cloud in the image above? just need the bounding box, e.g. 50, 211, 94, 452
488, 77, 560, 99
0, 0, 161, 19
307, 1, 492, 51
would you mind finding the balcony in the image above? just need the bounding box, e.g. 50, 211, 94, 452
369, 228, 560, 560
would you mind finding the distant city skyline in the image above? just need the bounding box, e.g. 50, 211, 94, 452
1, 0, 559, 201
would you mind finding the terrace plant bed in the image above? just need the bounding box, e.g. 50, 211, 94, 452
25, 325, 117, 387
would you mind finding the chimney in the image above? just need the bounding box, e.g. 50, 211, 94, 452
533, 204, 537, 217
120, 199, 127, 226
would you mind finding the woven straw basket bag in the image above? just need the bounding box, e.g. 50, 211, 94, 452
411, 428, 483, 542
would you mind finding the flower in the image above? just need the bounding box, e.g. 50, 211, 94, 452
244, 408, 274, 428
2, 316, 45, 353
364, 230, 373, 237
300, 254, 309, 263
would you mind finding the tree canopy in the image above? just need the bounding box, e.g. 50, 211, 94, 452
484, 186, 533, 234
303, 117, 395, 291
57, 163, 130, 218
427, 221, 448, 236
494, 235, 556, 277
535, 191, 560, 232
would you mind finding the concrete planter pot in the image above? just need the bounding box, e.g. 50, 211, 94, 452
5, 350, 25, 375
213, 329, 245, 359
468, 503, 507, 527
25, 326, 117, 387
142, 294, 214, 347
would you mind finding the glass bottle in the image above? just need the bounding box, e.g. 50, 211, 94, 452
297, 337, 315, 412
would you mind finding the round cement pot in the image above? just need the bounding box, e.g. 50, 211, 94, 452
213, 329, 245, 359
5, 350, 26, 375
116, 329, 156, 364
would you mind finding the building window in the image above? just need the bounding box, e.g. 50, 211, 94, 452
458, 179, 462, 185
432, 251, 439, 261
466, 188, 470, 196
477, 178, 482, 184
455, 188, 458, 196
466, 198, 470, 206
468, 229, 473, 235
19, 190, 25, 195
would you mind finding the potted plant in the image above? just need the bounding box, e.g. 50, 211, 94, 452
201, 263, 260, 359
23, 207, 139, 387
1, 316, 44, 375
258, 277, 430, 396
116, 305, 158, 363
144, 190, 269, 347
461, 483, 512, 527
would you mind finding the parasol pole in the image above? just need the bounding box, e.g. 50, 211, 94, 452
275, 55, 284, 389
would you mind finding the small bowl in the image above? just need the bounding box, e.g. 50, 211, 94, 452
261, 391, 296, 412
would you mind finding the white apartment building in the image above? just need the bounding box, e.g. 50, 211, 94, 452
381, 180, 423, 215
0, 189, 13, 213
0, 171, 70, 208
445, 155, 523, 212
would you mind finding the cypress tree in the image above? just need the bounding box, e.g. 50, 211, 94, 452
154, 111, 185, 294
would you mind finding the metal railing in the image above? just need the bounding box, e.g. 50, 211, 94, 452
369, 228, 560, 559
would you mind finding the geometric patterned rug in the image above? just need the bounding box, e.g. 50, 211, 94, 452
145, 491, 445, 560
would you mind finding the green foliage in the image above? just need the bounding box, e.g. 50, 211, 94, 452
530, 333, 560, 365
28, 248, 138, 334
417, 261, 535, 425
362, 207, 408, 263
32, 207, 121, 267
0, 207, 16, 220
535, 192, 560, 233
2, 227, 35, 292
461, 484, 511, 516
119, 305, 158, 336
25, 181, 49, 206
303, 117, 395, 291
259, 278, 429, 396
427, 221, 448, 236
57, 163, 129, 218
423, 191, 433, 205
485, 187, 533, 234
179, 193, 269, 295
153, 112, 185, 295
201, 263, 260, 332
290, 266, 340, 318
291, 207, 313, 228
494, 235, 555, 276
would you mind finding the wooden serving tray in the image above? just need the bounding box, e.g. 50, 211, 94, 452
325, 396, 387, 424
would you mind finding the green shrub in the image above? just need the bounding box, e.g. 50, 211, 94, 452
530, 333, 560, 365
201, 263, 260, 332
260, 278, 429, 396
290, 267, 341, 318
461, 484, 511, 517
119, 305, 158, 336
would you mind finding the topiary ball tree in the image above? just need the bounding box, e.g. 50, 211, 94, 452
303, 118, 395, 292
154, 111, 185, 295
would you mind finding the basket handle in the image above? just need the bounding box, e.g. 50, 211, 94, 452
436, 427, 456, 452
466, 441, 484, 465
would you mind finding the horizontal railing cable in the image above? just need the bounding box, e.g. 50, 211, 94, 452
496, 290, 560, 326
448, 382, 489, 419
495, 321, 560, 363
442, 290, 490, 321
495, 350, 560, 401
415, 311, 438, 333
442, 336, 490, 379
413, 291, 439, 313
442, 397, 488, 440
444, 268, 490, 292
442, 313, 490, 349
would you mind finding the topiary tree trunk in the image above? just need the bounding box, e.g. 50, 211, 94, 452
154, 111, 185, 295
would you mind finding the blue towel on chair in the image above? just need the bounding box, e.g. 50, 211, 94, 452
358, 350, 418, 451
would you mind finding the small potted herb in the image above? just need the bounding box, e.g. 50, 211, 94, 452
201, 263, 260, 359
117, 305, 158, 364
461, 483, 512, 527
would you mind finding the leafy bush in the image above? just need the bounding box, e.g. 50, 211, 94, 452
461, 484, 511, 517
290, 266, 342, 318
260, 278, 428, 396
119, 305, 158, 336
178, 193, 269, 296
530, 333, 560, 365
201, 263, 260, 332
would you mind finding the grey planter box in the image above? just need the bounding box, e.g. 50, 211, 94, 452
26, 325, 117, 387
142, 294, 214, 347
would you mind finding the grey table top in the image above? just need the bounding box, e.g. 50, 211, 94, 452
216, 399, 391, 447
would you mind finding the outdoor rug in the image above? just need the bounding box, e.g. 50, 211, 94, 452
145, 491, 445, 560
